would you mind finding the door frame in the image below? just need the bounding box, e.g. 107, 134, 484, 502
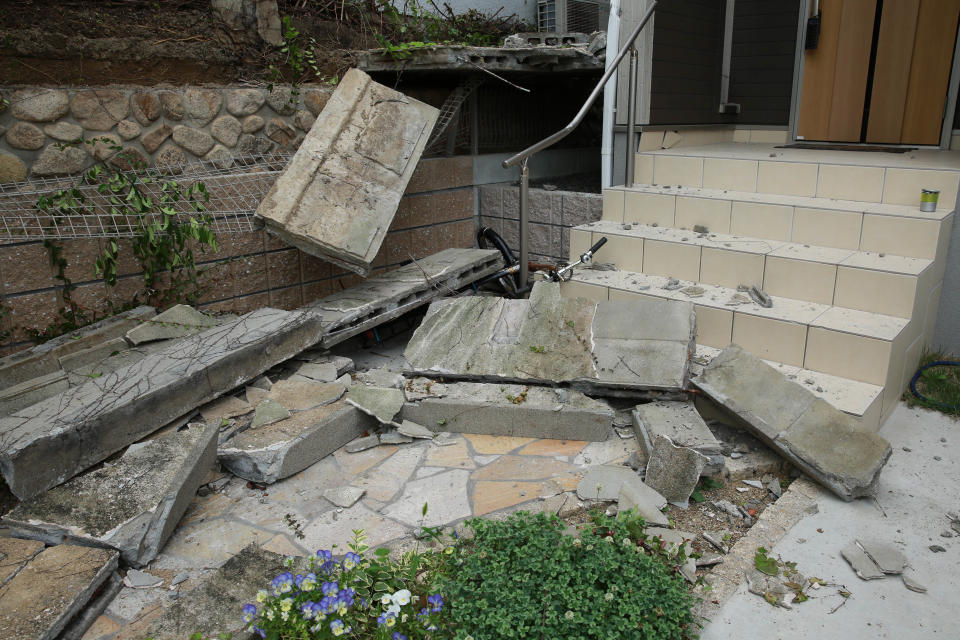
787, 0, 960, 149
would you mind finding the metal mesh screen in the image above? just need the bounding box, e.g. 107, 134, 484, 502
0, 152, 295, 242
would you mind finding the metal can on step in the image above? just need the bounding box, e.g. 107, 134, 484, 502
920, 189, 940, 212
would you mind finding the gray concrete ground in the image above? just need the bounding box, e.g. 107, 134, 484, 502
702, 403, 959, 639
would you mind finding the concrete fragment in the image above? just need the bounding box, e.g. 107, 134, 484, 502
697, 554, 724, 567
5, 422, 218, 567
0, 307, 324, 500
400, 378, 613, 441
59, 571, 123, 640
703, 530, 731, 554
346, 385, 405, 424
0, 545, 118, 640
841, 543, 886, 580
246, 386, 269, 406
633, 401, 722, 475
355, 367, 405, 388
199, 395, 253, 424
397, 420, 434, 439
218, 398, 372, 484
323, 486, 365, 508
303, 247, 502, 348
123, 569, 163, 589
250, 398, 291, 428
58, 337, 129, 372
743, 480, 763, 489
617, 477, 670, 527
902, 570, 927, 593
346, 435, 380, 452
693, 345, 892, 501
577, 465, 638, 501
296, 362, 339, 382
405, 282, 694, 395
0, 370, 69, 417
125, 304, 223, 345
379, 430, 414, 444
266, 379, 345, 411
644, 434, 708, 507
858, 540, 907, 574
257, 68, 439, 275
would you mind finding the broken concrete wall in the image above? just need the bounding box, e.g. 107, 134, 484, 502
404, 282, 695, 395
257, 68, 440, 276
4, 422, 219, 567
399, 378, 613, 441
0, 307, 325, 500
693, 345, 892, 501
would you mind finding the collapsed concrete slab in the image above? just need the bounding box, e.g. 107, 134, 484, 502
0, 306, 154, 389
303, 247, 503, 347
404, 282, 695, 395
0, 544, 119, 640
112, 545, 290, 640
633, 401, 723, 475
643, 434, 708, 507
0, 307, 325, 500
0, 537, 44, 586
218, 392, 374, 484
399, 378, 613, 440
693, 345, 892, 501
257, 68, 439, 275
4, 422, 219, 567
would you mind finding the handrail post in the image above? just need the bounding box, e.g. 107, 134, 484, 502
625, 45, 638, 188
519, 157, 530, 286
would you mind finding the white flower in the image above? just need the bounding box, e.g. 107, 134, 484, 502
380, 594, 392, 606
564, 610, 575, 620
387, 603, 401, 616
391, 589, 411, 606
604, 592, 614, 601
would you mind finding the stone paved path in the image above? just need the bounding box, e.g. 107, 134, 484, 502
82, 425, 639, 638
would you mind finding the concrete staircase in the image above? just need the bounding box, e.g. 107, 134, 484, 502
562, 142, 960, 431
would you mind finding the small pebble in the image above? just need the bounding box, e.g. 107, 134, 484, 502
941, 530, 954, 538
902, 447, 912, 452
930, 544, 947, 553
934, 456, 942, 461
729, 452, 742, 459
941, 437, 947, 443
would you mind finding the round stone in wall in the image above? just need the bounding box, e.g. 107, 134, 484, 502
183, 88, 223, 127
241, 114, 265, 134
44, 121, 84, 142
117, 119, 141, 141
236, 133, 274, 158
141, 124, 173, 154
303, 88, 330, 116
265, 118, 296, 146
6, 122, 46, 150
155, 144, 186, 173
266, 86, 296, 115
294, 109, 315, 132
0, 153, 27, 183
86, 134, 122, 161
205, 144, 234, 169
130, 91, 161, 125
110, 147, 149, 172
10, 88, 70, 122
211, 115, 241, 147
159, 91, 184, 121
172, 125, 215, 156
226, 88, 266, 116
32, 143, 88, 176
70, 90, 129, 131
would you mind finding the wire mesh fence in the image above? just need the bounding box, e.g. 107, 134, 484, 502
0, 152, 296, 243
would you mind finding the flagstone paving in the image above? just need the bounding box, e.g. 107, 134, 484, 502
84, 425, 640, 638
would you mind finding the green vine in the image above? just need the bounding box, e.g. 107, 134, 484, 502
268, 16, 338, 108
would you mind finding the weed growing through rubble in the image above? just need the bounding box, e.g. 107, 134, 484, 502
440, 511, 695, 640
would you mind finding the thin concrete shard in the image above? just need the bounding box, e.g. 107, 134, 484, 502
644, 434, 709, 507
634, 401, 723, 475
400, 378, 613, 441
0, 307, 325, 500
841, 543, 886, 580
0, 545, 119, 640
304, 247, 503, 347
617, 477, 670, 527
257, 68, 439, 275
347, 385, 405, 425
404, 282, 695, 395
577, 465, 640, 501
693, 345, 892, 501
4, 422, 219, 567
218, 393, 374, 484
125, 304, 225, 345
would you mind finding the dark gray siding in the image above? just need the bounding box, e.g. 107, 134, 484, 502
728, 0, 800, 126
649, 0, 729, 125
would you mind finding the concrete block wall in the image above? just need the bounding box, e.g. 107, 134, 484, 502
0, 156, 475, 355
477, 183, 601, 264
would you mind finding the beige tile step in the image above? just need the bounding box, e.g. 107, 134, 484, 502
603, 183, 953, 260
691, 344, 884, 431
559, 269, 912, 422
632, 142, 960, 210
569, 220, 934, 319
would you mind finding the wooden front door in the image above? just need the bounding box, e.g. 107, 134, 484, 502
797, 0, 960, 145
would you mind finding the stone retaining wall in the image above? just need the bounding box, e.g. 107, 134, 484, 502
0, 155, 475, 355
477, 183, 602, 263
0, 84, 333, 181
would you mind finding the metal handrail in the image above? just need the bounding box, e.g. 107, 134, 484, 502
501, 0, 657, 286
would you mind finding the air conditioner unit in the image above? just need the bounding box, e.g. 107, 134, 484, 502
537, 0, 610, 34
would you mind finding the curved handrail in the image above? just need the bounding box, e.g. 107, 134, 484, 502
501, 1, 658, 169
